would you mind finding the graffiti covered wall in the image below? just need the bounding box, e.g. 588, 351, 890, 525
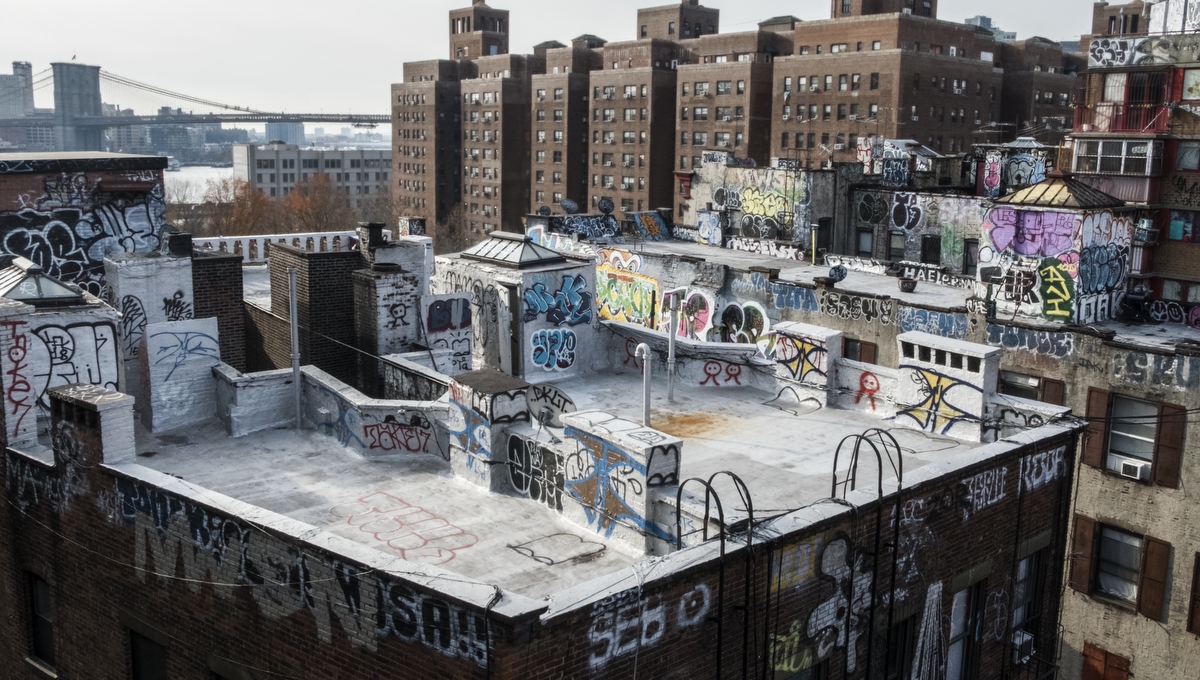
0, 160, 168, 297
978, 206, 1132, 325
521, 265, 597, 380
684, 162, 834, 255
851, 190, 989, 274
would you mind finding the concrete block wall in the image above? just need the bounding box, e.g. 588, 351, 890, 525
420, 293, 473, 375
104, 253, 195, 407
444, 372, 530, 490
518, 264, 600, 383
138, 317, 220, 432
354, 265, 423, 396
771, 321, 844, 405
894, 331, 1000, 442
213, 364, 296, 436
560, 410, 681, 553
192, 251, 246, 371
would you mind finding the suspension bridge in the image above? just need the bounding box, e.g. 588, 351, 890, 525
0, 62, 390, 151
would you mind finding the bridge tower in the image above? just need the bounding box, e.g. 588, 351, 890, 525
52, 62, 104, 152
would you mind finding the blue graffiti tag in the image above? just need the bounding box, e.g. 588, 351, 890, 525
531, 329, 577, 371
897, 306, 968, 339
149, 330, 219, 381
563, 428, 672, 541
522, 275, 594, 326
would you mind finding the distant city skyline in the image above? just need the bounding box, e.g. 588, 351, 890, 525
5, 0, 1098, 115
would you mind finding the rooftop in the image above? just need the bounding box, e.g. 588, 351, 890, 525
129, 366, 973, 599
0, 151, 168, 174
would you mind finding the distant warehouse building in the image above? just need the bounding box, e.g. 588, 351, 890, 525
232, 142, 391, 210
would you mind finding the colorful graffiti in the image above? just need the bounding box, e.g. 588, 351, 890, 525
632, 212, 670, 241
660, 290, 715, 341
596, 265, 659, 329
774, 335, 827, 384
563, 428, 672, 541
897, 367, 983, 436
523, 274, 593, 327
896, 307, 968, 339
530, 329, 577, 372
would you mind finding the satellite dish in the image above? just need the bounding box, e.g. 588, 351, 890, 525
538, 205, 552, 217
560, 198, 579, 214
597, 197, 614, 215
829, 265, 848, 283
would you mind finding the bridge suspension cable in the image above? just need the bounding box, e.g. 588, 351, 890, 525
99, 69, 265, 114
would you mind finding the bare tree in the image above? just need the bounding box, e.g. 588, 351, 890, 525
200, 177, 282, 237
283, 174, 357, 233
164, 179, 203, 230
357, 181, 397, 232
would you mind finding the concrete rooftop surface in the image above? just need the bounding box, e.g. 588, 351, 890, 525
132, 420, 647, 600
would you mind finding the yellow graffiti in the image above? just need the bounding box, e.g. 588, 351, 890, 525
741, 186, 791, 219
899, 368, 978, 435
1039, 260, 1073, 318
596, 264, 659, 329
769, 620, 815, 673
772, 539, 820, 593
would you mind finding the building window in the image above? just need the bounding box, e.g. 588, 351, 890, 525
1071, 516, 1172, 620
963, 239, 979, 276
695, 81, 709, 96
843, 338, 878, 364
1098, 526, 1143, 603
856, 229, 873, 256
920, 235, 941, 264
946, 580, 985, 680
693, 132, 708, 146
1189, 553, 1200, 635
1012, 549, 1046, 659
717, 80, 732, 95
889, 232, 906, 261
130, 630, 169, 680
28, 574, 55, 667
884, 616, 915, 680
1084, 389, 1185, 486
873, 41, 881, 50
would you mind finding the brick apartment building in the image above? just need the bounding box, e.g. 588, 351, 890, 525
587, 39, 689, 215
393, 0, 1078, 251
529, 36, 603, 212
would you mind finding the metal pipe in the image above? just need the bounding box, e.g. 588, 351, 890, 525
288, 267, 302, 429
665, 287, 686, 402
636, 343, 652, 427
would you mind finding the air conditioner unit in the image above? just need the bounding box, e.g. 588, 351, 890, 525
902, 7, 912, 13
954, 88, 963, 95
625, 93, 635, 99
722, 116, 731, 121
912, 115, 920, 121
603, 93, 614, 99
604, 161, 614, 166
1119, 459, 1149, 481
782, 114, 790, 120
975, 119, 982, 125
1011, 630, 1035, 666
849, 114, 858, 121
834, 143, 845, 150
810, 85, 821, 92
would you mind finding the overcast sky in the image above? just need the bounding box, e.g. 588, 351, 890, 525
5, 0, 1097, 115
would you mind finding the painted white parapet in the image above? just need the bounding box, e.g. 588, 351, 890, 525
212, 364, 296, 437
192, 230, 391, 263
300, 366, 449, 460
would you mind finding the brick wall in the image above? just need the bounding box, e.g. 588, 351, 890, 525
267, 244, 364, 386
0, 378, 1080, 679
191, 251, 246, 372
